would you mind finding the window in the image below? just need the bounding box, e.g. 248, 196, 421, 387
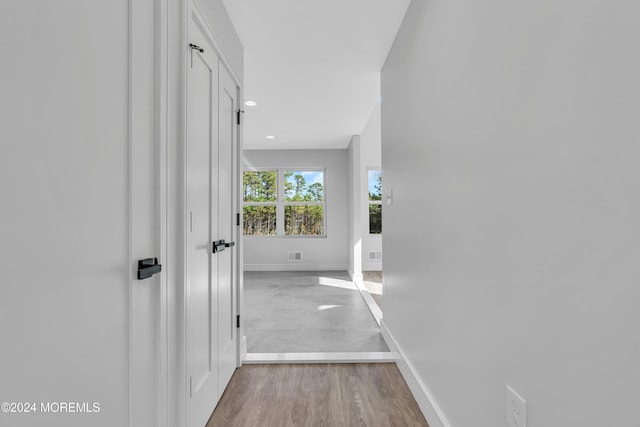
243, 170, 278, 235
284, 170, 325, 235
368, 169, 382, 234
243, 169, 325, 236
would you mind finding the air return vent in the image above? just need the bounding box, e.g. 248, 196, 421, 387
369, 251, 382, 260
288, 252, 302, 262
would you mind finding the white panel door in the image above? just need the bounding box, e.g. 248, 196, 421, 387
186, 40, 219, 427
217, 63, 239, 394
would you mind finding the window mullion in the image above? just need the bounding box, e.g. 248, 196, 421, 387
277, 169, 285, 235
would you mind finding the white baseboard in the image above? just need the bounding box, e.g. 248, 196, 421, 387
380, 321, 451, 427
353, 279, 382, 325
244, 352, 396, 364
240, 335, 247, 366
243, 264, 347, 272
362, 263, 382, 271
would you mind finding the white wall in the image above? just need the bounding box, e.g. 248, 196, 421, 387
347, 137, 363, 281
243, 149, 348, 271
360, 104, 383, 271
381, 1, 640, 426
0, 2, 130, 426
196, 0, 244, 83
347, 105, 382, 279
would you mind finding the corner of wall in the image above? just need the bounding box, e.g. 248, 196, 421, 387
347, 267, 364, 286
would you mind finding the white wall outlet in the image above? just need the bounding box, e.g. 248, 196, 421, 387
507, 386, 526, 427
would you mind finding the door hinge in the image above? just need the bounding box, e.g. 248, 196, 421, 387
236, 212, 240, 226
236, 109, 244, 125
189, 43, 204, 53
188, 44, 204, 68
236, 315, 240, 328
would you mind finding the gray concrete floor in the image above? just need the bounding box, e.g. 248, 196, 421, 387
245, 271, 389, 353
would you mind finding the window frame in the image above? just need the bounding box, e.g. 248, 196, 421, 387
243, 167, 327, 238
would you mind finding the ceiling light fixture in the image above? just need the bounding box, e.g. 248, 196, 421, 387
266, 135, 275, 140
244, 100, 257, 107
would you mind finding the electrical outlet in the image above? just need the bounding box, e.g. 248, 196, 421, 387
506, 386, 526, 427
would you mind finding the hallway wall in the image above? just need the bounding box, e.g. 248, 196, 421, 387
381, 1, 640, 426
243, 149, 348, 271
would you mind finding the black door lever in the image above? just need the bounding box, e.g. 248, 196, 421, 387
212, 240, 235, 253
137, 258, 162, 280
212, 240, 226, 253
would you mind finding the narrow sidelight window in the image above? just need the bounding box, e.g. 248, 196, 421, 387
368, 169, 382, 234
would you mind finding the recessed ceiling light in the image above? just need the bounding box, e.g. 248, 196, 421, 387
266, 135, 275, 140
244, 100, 257, 107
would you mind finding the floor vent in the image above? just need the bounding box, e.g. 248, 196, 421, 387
288, 252, 302, 262
369, 251, 383, 260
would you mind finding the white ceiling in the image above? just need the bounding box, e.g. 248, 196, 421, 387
222, 0, 411, 150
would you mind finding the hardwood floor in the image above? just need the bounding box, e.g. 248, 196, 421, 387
206, 363, 429, 427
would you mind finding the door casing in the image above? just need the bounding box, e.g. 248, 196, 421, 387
129, 0, 170, 426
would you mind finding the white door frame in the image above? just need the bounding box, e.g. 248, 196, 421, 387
129, 0, 170, 426
153, 0, 171, 425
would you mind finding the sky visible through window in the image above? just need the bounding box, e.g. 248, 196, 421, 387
287, 171, 323, 186
368, 170, 382, 197
285, 170, 324, 201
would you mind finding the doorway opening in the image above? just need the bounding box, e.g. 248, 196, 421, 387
359, 168, 383, 319
240, 148, 390, 362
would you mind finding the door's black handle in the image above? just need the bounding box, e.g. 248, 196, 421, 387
212, 240, 226, 253
137, 258, 162, 280
225, 242, 235, 248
